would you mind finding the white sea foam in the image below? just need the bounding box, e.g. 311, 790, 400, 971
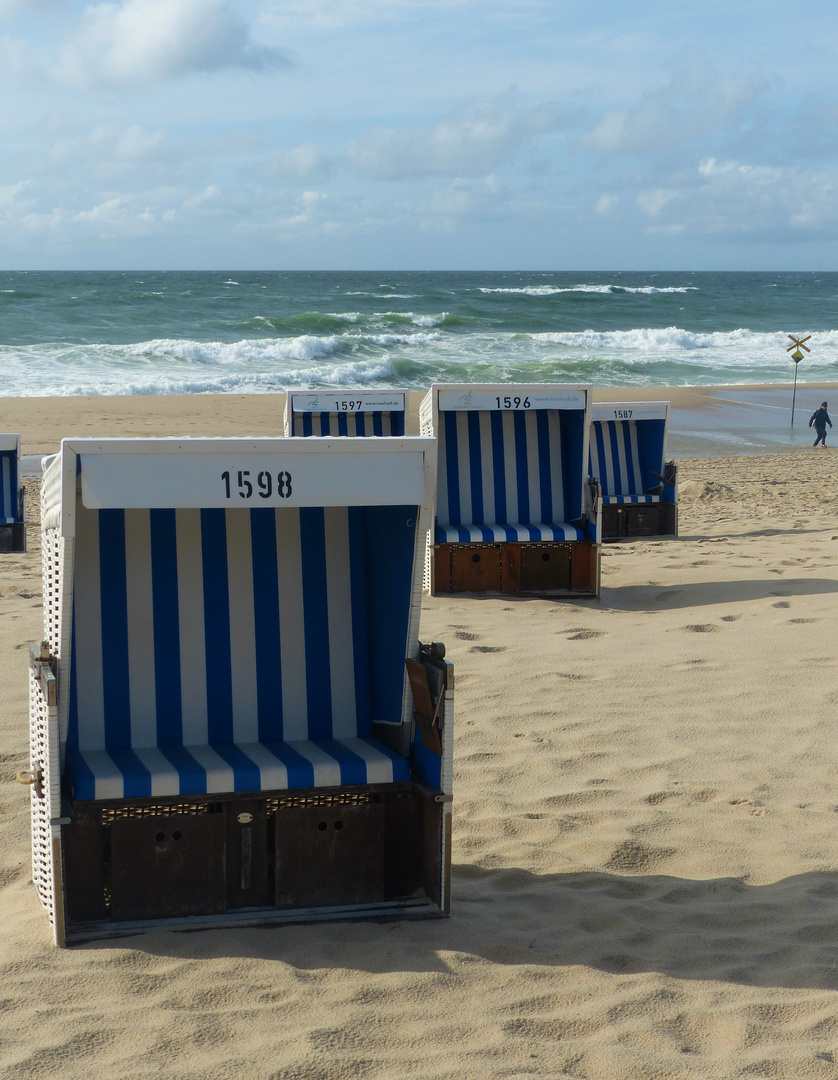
479, 284, 698, 296
410, 312, 447, 327
117, 335, 346, 364
531, 326, 836, 357
1, 323, 835, 398
362, 331, 443, 347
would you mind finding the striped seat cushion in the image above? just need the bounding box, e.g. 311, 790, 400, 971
601, 494, 661, 505
436, 521, 584, 542
67, 737, 411, 800
292, 412, 404, 436
67, 501, 417, 798
0, 451, 19, 523
589, 420, 659, 501
436, 408, 582, 542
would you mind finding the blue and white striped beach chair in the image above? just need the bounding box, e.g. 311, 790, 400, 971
589, 403, 678, 539
0, 434, 26, 552
420, 384, 600, 595
285, 391, 407, 437
24, 436, 452, 945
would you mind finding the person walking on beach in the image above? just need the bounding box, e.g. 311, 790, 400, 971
809, 402, 833, 447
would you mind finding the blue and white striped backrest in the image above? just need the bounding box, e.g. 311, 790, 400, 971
292, 412, 404, 437
437, 409, 570, 527
0, 450, 18, 522
68, 502, 399, 754
589, 420, 646, 498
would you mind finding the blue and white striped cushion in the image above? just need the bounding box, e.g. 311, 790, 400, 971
0, 451, 18, 523
601, 494, 661, 505
437, 409, 579, 539
435, 522, 584, 542
589, 420, 646, 500
67, 502, 416, 799
292, 412, 404, 437
67, 737, 410, 800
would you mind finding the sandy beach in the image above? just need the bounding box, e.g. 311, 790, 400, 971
2, 392, 838, 1078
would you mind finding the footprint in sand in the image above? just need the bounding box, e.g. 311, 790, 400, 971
682, 624, 720, 633
606, 839, 675, 872
772, 600, 791, 608
720, 614, 742, 622
469, 645, 507, 653
454, 630, 480, 641
565, 629, 606, 640
790, 618, 819, 624
645, 790, 683, 805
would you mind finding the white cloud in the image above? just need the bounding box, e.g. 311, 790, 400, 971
635, 157, 838, 239
182, 183, 221, 210
263, 0, 479, 29
636, 188, 680, 218
595, 193, 619, 215
580, 63, 767, 156
270, 143, 335, 182
56, 0, 287, 89
0, 180, 31, 207
348, 96, 565, 180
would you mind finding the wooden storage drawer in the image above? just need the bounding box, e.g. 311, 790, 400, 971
110, 813, 227, 921
275, 802, 386, 909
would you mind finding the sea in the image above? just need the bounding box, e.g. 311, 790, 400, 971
1, 270, 836, 399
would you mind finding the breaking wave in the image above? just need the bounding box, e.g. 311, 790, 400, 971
478, 284, 699, 296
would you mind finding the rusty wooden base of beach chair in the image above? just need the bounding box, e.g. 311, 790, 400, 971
601, 501, 678, 541
59, 783, 447, 939
433, 541, 598, 595
0, 522, 26, 553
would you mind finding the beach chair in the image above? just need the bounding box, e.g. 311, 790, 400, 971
420, 384, 600, 596
589, 403, 678, 540
22, 436, 452, 945
0, 434, 26, 552
284, 391, 407, 437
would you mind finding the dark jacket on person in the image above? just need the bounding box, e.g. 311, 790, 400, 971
810, 408, 832, 432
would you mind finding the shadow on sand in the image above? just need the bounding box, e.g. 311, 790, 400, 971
602, 576, 838, 612
99, 864, 838, 990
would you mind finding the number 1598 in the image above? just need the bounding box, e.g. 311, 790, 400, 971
221, 470, 293, 499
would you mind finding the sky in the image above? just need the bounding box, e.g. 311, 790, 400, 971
1, 0, 837, 270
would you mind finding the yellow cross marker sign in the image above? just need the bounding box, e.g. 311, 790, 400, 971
786, 334, 811, 355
